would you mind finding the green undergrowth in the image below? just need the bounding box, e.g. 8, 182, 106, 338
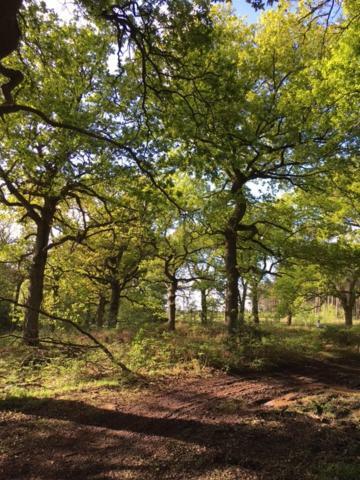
314, 462, 360, 480
1, 322, 359, 402
289, 392, 360, 424
125, 321, 360, 374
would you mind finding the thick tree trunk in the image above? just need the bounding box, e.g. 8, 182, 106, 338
287, 311, 292, 326
344, 305, 353, 327
224, 231, 239, 334
251, 283, 260, 324
23, 199, 56, 346
0, 301, 12, 331
340, 280, 357, 327
0, 1, 23, 104
200, 288, 208, 325
223, 176, 248, 334
108, 280, 121, 328
167, 279, 177, 331
0, 2, 22, 60
96, 294, 106, 328
238, 280, 247, 324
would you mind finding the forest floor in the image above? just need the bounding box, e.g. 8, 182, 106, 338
0, 357, 359, 480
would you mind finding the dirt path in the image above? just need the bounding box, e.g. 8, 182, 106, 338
0, 361, 359, 479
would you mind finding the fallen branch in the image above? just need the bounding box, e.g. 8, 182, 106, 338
0, 296, 133, 374
37, 336, 100, 350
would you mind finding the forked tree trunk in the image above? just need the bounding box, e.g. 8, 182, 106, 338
167, 279, 177, 331
23, 199, 57, 346
108, 280, 121, 328
224, 230, 239, 334
224, 176, 248, 334
200, 288, 208, 325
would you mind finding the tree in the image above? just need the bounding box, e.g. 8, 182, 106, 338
140, 174, 206, 330
76, 188, 155, 328
0, 13, 115, 344
153, 220, 204, 331
0, 0, 288, 109
153, 2, 353, 333
189, 250, 217, 325
272, 265, 310, 325
276, 168, 360, 326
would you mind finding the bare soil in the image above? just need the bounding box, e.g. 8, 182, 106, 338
0, 360, 359, 480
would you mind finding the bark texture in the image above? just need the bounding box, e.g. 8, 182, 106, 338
167, 279, 177, 331
251, 282, 260, 324
23, 198, 57, 346
238, 280, 247, 324
96, 294, 107, 328
200, 288, 208, 325
0, 1, 24, 103
108, 280, 121, 328
225, 230, 239, 333
224, 176, 248, 334
339, 279, 357, 327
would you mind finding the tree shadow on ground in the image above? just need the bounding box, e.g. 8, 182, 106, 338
230, 358, 360, 391
0, 394, 359, 480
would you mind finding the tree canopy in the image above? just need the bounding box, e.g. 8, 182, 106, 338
0, 0, 358, 346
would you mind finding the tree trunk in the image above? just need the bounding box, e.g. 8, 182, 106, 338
167, 279, 177, 331
23, 199, 56, 346
251, 283, 260, 324
96, 293, 106, 328
108, 280, 121, 328
341, 296, 354, 328
344, 305, 353, 327
200, 288, 208, 325
223, 177, 248, 334
340, 280, 357, 327
224, 230, 239, 333
238, 280, 247, 324
287, 311, 292, 326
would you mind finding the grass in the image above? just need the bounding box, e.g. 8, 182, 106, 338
283, 391, 360, 425
0, 338, 124, 401
1, 319, 359, 403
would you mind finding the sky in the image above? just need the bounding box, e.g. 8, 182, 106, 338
233, 0, 261, 22
45, 0, 74, 19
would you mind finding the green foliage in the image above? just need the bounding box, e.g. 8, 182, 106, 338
0, 336, 122, 400
124, 321, 360, 375
0, 0, 358, 373
319, 326, 360, 350
1, 320, 359, 405
0, 2, 358, 475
